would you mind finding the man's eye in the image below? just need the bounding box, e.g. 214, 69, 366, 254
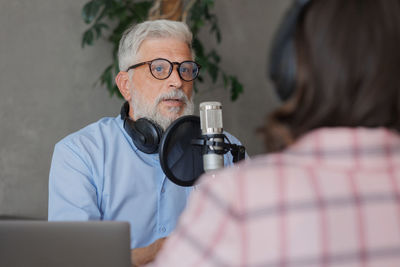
154, 66, 164, 72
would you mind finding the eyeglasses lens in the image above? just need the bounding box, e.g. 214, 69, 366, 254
150, 59, 171, 79
150, 59, 199, 81
179, 62, 198, 81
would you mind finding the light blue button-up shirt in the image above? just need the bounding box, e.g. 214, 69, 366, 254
48, 115, 243, 248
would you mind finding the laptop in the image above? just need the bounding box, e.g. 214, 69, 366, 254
0, 220, 131, 267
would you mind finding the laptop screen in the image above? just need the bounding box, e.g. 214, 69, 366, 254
0, 220, 131, 267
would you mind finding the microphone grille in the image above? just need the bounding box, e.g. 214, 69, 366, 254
199, 102, 223, 134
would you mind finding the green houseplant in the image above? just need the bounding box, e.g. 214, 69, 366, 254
81, 0, 244, 101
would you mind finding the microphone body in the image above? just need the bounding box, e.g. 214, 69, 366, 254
199, 102, 224, 172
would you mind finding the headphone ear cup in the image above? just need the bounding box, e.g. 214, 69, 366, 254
123, 117, 163, 154
120, 101, 164, 154
132, 118, 163, 154
271, 40, 297, 101
268, 0, 310, 102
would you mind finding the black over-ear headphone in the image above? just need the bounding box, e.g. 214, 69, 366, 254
268, 0, 311, 102
120, 101, 164, 154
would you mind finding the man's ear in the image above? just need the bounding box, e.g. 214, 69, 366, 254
115, 71, 132, 102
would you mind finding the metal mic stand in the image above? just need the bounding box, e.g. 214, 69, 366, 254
191, 135, 246, 163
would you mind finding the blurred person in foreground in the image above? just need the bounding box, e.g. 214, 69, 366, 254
146, 0, 400, 266
48, 19, 242, 266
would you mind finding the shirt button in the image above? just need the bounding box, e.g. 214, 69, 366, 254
161, 188, 165, 193
160, 226, 166, 233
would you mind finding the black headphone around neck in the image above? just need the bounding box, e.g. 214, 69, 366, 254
268, 0, 311, 102
120, 101, 164, 154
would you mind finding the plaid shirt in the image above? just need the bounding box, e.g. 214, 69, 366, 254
148, 127, 400, 267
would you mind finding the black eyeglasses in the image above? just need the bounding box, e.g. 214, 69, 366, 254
126, 58, 201, 82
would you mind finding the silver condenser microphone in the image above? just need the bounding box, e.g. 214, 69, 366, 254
199, 102, 224, 172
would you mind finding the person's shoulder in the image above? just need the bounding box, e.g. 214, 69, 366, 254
55, 116, 121, 150
193, 154, 272, 209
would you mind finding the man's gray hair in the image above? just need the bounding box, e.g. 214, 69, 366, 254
118, 19, 194, 72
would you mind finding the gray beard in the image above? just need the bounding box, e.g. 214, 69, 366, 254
131, 89, 194, 131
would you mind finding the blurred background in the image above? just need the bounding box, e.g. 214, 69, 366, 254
0, 0, 290, 220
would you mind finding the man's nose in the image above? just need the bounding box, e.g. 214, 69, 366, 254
168, 66, 183, 88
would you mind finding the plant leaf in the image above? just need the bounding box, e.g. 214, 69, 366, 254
207, 62, 219, 83
230, 76, 244, 101
193, 38, 204, 58
100, 65, 113, 87
82, 29, 94, 47
223, 73, 228, 88
93, 23, 108, 38
131, 2, 153, 22
82, 0, 102, 24
208, 50, 220, 63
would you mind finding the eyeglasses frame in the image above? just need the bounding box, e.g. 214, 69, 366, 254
126, 58, 201, 82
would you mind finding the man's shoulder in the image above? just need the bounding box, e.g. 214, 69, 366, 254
56, 116, 122, 149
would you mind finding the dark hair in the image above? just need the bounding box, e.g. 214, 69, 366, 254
263, 0, 400, 152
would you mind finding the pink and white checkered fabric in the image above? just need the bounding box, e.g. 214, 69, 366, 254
148, 127, 400, 267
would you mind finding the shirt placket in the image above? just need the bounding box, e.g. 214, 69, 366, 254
156, 170, 168, 236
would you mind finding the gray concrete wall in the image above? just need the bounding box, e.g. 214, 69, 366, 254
0, 0, 290, 219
